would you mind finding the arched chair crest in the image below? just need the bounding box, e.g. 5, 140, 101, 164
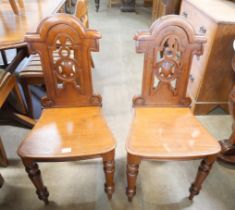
24, 14, 101, 108
133, 15, 206, 107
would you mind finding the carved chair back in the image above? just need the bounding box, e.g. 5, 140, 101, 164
24, 14, 101, 108
133, 15, 206, 107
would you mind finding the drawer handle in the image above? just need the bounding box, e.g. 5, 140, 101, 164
199, 26, 207, 35
182, 11, 188, 18
189, 74, 195, 82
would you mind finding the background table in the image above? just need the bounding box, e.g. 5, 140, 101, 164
0, 0, 65, 50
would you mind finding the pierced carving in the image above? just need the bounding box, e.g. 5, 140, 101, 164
52, 36, 81, 90
25, 14, 101, 107
133, 15, 206, 107
153, 36, 184, 97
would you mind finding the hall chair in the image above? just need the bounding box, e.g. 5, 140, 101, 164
19, 0, 94, 118
17, 14, 115, 204
125, 15, 221, 201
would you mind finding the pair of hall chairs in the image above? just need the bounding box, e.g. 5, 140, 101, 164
16, 12, 221, 204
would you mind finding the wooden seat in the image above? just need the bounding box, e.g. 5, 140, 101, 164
17, 14, 115, 205
127, 107, 220, 159
19, 0, 93, 118
126, 15, 221, 202
18, 107, 115, 159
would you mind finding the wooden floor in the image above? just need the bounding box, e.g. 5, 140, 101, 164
1, 1, 235, 210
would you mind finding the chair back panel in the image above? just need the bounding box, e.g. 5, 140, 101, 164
24, 14, 101, 108
133, 15, 206, 107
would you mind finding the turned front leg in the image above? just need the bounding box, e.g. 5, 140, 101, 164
23, 159, 49, 205
126, 153, 141, 202
189, 155, 217, 200
102, 150, 115, 199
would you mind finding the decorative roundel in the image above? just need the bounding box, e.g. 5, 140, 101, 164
55, 58, 78, 81
58, 46, 71, 58
154, 59, 179, 82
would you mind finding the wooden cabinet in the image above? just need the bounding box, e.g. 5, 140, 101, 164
180, 0, 235, 114
152, 0, 181, 21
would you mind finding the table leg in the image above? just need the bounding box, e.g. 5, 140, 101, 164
0, 173, 4, 188
120, 0, 136, 12
95, 0, 100, 12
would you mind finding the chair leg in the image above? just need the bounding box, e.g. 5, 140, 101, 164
20, 79, 34, 118
102, 149, 115, 199
126, 153, 141, 202
22, 159, 49, 205
0, 173, 4, 188
0, 137, 8, 167
90, 54, 94, 68
189, 155, 217, 200
9, 0, 19, 15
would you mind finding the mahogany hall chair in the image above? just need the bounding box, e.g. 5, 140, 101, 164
0, 69, 27, 166
125, 15, 221, 201
19, 0, 93, 118
17, 13, 115, 204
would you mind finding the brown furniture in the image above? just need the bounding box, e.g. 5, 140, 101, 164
219, 52, 235, 164
19, 0, 93, 118
8, 0, 24, 15
125, 15, 221, 201
152, 0, 181, 21
180, 0, 235, 114
0, 69, 28, 166
17, 14, 116, 204
0, 0, 65, 50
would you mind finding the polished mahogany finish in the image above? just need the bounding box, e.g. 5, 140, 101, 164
17, 14, 116, 204
126, 15, 221, 202
19, 0, 93, 118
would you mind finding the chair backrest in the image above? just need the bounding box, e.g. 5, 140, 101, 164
24, 14, 101, 108
133, 15, 206, 107
75, 0, 89, 28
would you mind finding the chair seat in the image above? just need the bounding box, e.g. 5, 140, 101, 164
126, 107, 221, 159
18, 107, 116, 159
0, 69, 11, 88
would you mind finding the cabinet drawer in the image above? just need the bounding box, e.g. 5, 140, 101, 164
180, 0, 217, 74
187, 57, 203, 99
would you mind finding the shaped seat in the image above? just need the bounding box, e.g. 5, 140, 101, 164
127, 107, 220, 159
17, 14, 115, 205
126, 15, 221, 202
18, 107, 115, 159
